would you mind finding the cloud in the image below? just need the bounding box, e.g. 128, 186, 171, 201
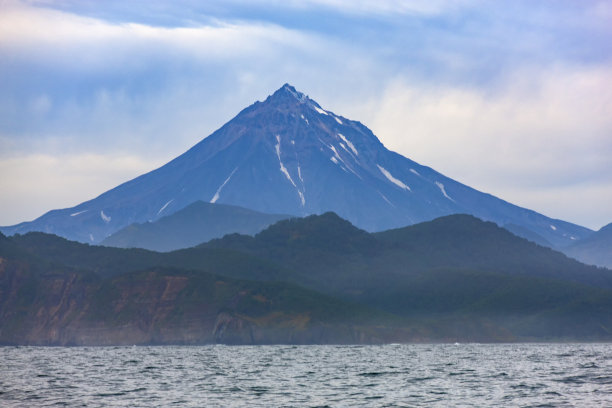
21, 0, 476, 22
0, 153, 165, 225
348, 65, 612, 229
1, 0, 611, 229
257, 0, 475, 16
491, 182, 612, 232
0, 0, 340, 154
0, 2, 316, 65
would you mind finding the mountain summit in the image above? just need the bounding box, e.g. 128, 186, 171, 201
1, 84, 591, 245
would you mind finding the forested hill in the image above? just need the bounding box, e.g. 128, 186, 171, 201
1, 213, 611, 345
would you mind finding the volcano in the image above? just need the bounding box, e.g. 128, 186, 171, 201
1, 84, 591, 246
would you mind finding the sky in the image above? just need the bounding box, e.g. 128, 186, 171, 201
0, 0, 611, 230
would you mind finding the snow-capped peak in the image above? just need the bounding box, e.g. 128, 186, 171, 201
277, 83, 307, 102
1, 84, 592, 249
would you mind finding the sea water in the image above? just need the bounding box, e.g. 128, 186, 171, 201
1, 343, 611, 407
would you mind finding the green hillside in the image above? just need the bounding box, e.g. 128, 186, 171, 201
3, 213, 612, 344
0, 234, 398, 346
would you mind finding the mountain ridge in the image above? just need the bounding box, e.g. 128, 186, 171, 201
562, 222, 612, 268
202, 213, 612, 294
100, 201, 291, 252
0, 84, 592, 247
2, 213, 612, 344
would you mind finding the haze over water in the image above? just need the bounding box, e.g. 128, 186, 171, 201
2, 343, 611, 407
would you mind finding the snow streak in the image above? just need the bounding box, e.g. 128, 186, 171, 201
338, 134, 358, 156
70, 210, 88, 217
100, 210, 111, 223
211, 167, 238, 204
297, 190, 305, 206
276, 135, 305, 206
157, 199, 174, 215
313, 105, 328, 115
276, 136, 296, 187
328, 143, 361, 178
377, 165, 411, 191
378, 191, 394, 207
435, 181, 455, 202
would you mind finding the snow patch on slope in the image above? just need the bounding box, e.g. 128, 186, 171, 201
330, 157, 349, 173
329, 145, 360, 177
100, 210, 111, 223
334, 116, 343, 124
377, 165, 411, 191
550, 225, 557, 231
276, 135, 305, 206
328, 145, 362, 179
329, 145, 341, 161
338, 133, 358, 156
435, 181, 455, 202
211, 168, 238, 203
70, 210, 88, 217
157, 199, 174, 215
378, 191, 394, 207
296, 165, 306, 206
276, 135, 297, 187
284, 84, 307, 101
297, 164, 304, 184
313, 105, 328, 115
410, 168, 420, 176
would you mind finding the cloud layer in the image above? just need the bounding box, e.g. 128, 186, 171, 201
1, 0, 611, 229
351, 66, 612, 228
